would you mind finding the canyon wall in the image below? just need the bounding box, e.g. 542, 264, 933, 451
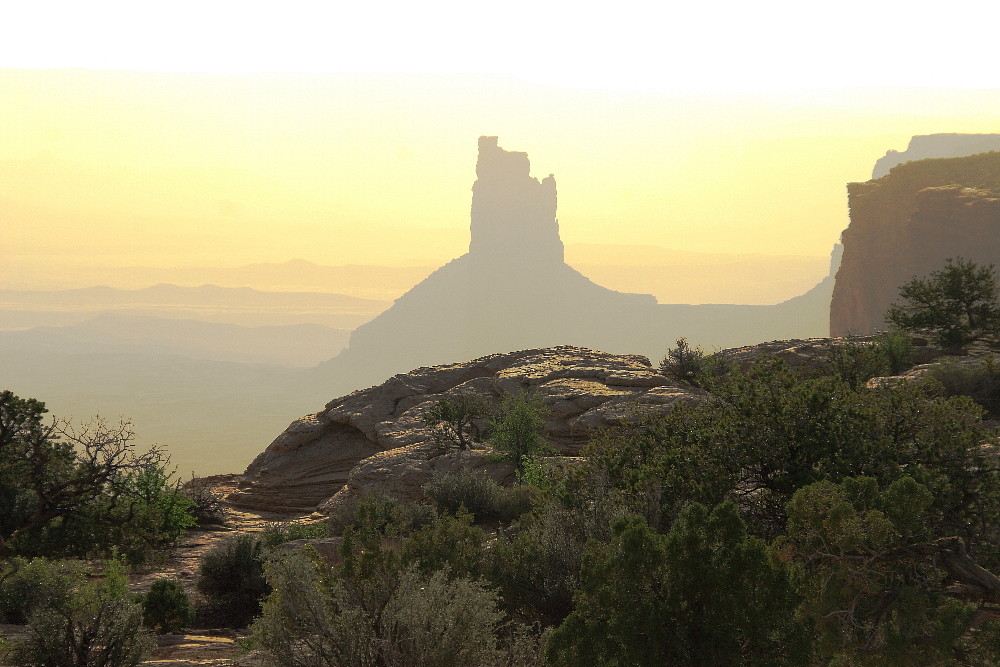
831, 151, 1000, 336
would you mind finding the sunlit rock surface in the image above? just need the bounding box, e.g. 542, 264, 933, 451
231, 346, 704, 512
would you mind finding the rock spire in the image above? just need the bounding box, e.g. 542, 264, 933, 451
469, 136, 564, 266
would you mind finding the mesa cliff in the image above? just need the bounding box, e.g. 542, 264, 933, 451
830, 151, 1000, 336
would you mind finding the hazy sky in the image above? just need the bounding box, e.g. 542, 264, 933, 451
3, 1, 1000, 278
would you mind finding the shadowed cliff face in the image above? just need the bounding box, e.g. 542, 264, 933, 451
831, 151, 1000, 336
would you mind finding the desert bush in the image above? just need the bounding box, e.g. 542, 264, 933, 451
10, 560, 152, 667
820, 338, 889, 388
424, 470, 538, 523
250, 550, 534, 667
196, 533, 269, 628
489, 391, 550, 480
886, 257, 1000, 352
400, 508, 485, 578
873, 329, 916, 375
659, 337, 707, 386
487, 498, 626, 626
547, 505, 807, 667
142, 578, 193, 634
424, 469, 538, 524
326, 492, 436, 537
0, 390, 196, 563
0, 557, 86, 624
928, 355, 1000, 419
422, 394, 490, 451
260, 521, 330, 548
181, 478, 227, 526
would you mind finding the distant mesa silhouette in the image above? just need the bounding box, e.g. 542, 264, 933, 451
313, 137, 830, 395
872, 133, 1000, 179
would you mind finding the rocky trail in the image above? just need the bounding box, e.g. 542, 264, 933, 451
2, 475, 319, 667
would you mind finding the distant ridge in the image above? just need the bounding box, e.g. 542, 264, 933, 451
872, 133, 1000, 178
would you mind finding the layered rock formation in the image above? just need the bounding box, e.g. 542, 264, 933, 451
831, 151, 1000, 336
310, 136, 831, 397
232, 346, 704, 512
872, 134, 1000, 179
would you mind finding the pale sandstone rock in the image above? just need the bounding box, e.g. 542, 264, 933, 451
231, 346, 704, 512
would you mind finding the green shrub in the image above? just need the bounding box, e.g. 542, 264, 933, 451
928, 356, 1000, 419
10, 560, 152, 667
401, 508, 485, 578
820, 338, 889, 388
0, 557, 86, 624
489, 391, 550, 480
873, 329, 916, 375
260, 520, 330, 548
547, 505, 806, 667
886, 257, 1000, 353
0, 391, 195, 563
659, 337, 707, 386
424, 469, 537, 523
326, 491, 436, 537
196, 533, 269, 628
250, 551, 536, 667
142, 579, 193, 633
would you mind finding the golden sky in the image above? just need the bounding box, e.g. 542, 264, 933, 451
2, 2, 1000, 281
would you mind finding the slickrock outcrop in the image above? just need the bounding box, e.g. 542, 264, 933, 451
831, 151, 1000, 336
231, 346, 705, 512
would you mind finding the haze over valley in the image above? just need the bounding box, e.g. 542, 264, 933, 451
3, 8, 1000, 476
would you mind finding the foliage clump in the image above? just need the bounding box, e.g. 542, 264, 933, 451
887, 257, 1000, 352
0, 390, 194, 563
8, 560, 152, 667
195, 533, 270, 628
142, 578, 193, 634
489, 390, 550, 480
424, 469, 537, 523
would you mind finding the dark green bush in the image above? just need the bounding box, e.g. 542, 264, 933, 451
928, 356, 1000, 419
659, 337, 707, 386
142, 578, 193, 634
10, 560, 152, 667
820, 338, 890, 388
873, 329, 916, 375
424, 469, 537, 523
326, 491, 436, 537
886, 257, 1000, 352
195, 533, 269, 628
0, 557, 85, 624
401, 508, 485, 578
